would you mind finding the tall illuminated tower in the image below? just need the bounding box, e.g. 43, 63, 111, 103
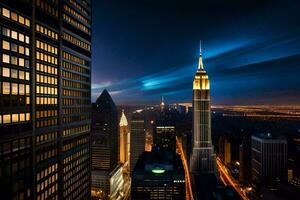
120, 109, 129, 164
190, 42, 215, 174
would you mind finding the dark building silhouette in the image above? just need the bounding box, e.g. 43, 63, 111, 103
0, 0, 91, 199
251, 133, 287, 198
131, 150, 185, 200
239, 135, 252, 185
130, 111, 145, 173
91, 90, 119, 198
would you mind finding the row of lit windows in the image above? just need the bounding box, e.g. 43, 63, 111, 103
36, 51, 58, 65
63, 79, 89, 90
2, 54, 30, 68
63, 137, 88, 152
36, 0, 58, 18
69, 0, 89, 17
37, 173, 57, 193
64, 5, 89, 24
63, 157, 87, 182
63, 107, 89, 115
63, 114, 89, 124
37, 74, 58, 85
36, 148, 57, 163
62, 98, 89, 106
1, 7, 30, 27
37, 85, 58, 95
36, 110, 57, 119
2, 40, 30, 56
63, 32, 90, 51
63, 14, 90, 34
63, 69, 89, 82
63, 89, 89, 97
63, 51, 87, 65
0, 113, 30, 125
36, 132, 57, 143
63, 168, 89, 198
36, 24, 58, 40
63, 125, 90, 137
62, 61, 90, 74
1, 82, 30, 95
36, 97, 57, 105
1, 67, 30, 81
37, 62, 58, 75
63, 148, 88, 165
2, 26, 30, 44
36, 40, 58, 55
37, 164, 58, 182
36, 118, 57, 128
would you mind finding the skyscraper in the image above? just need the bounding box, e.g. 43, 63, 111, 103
190, 43, 215, 174
251, 133, 287, 192
130, 111, 145, 173
119, 109, 129, 165
0, 0, 91, 199
91, 90, 119, 198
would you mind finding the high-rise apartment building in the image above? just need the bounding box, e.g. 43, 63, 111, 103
130, 111, 145, 173
0, 0, 92, 199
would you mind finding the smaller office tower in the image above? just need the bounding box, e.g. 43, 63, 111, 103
224, 139, 231, 165
131, 150, 185, 200
91, 90, 119, 199
239, 136, 252, 185
251, 133, 287, 197
130, 111, 145, 173
119, 109, 129, 165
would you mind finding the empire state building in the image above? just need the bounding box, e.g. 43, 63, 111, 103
190, 43, 216, 174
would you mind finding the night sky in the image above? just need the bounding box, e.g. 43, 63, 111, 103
91, 0, 300, 105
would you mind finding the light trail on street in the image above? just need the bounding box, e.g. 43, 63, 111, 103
176, 137, 194, 200
216, 157, 249, 200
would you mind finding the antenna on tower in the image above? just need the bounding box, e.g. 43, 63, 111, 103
200, 40, 202, 55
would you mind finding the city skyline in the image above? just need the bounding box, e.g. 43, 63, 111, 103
91, 0, 300, 105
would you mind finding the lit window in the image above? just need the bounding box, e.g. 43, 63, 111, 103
12, 83, 18, 95
11, 12, 18, 21
19, 16, 25, 24
25, 19, 30, 27
19, 84, 25, 95
3, 82, 10, 94
19, 46, 25, 54
2, 54, 10, 63
25, 48, 30, 56
26, 85, 30, 94
3, 114, 11, 124
2, 68, 10, 77
19, 58, 25, 67
2, 8, 10, 18
2, 27, 10, 37
19, 33, 25, 42
12, 114, 19, 123
25, 72, 30, 80
25, 36, 30, 44
19, 71, 25, 79
26, 97, 30, 104
20, 113, 25, 121
26, 113, 30, 121
12, 31, 18, 40
2, 40, 10, 50
11, 69, 18, 78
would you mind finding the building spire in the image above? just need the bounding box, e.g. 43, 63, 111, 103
198, 40, 204, 70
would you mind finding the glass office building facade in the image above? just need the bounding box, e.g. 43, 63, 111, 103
0, 0, 91, 199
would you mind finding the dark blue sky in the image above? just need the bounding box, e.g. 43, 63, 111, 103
91, 0, 300, 105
